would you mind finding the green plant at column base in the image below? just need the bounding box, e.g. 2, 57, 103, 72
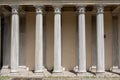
0, 76, 10, 80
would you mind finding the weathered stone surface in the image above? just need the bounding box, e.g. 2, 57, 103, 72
1, 77, 120, 80
0, 0, 119, 5
1, 68, 120, 78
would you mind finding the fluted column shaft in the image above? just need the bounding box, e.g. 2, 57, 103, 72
78, 6, 86, 73
53, 6, 62, 73
35, 6, 44, 72
11, 5, 19, 72
96, 6, 105, 72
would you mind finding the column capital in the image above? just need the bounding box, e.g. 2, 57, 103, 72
54, 6, 62, 14
77, 6, 86, 14
34, 5, 43, 14
19, 11, 26, 15
3, 12, 11, 16
10, 5, 19, 14
96, 5, 104, 14
112, 13, 118, 16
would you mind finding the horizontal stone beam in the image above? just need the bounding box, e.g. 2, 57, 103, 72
0, 1, 119, 5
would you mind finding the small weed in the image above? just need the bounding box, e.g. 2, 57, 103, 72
0, 76, 10, 80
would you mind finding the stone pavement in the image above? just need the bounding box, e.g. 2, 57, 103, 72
0, 67, 120, 79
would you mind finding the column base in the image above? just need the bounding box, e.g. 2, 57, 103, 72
18, 66, 30, 72
53, 67, 63, 73
53, 67, 65, 73
89, 66, 96, 72
34, 66, 46, 73
10, 69, 18, 73
19, 66, 27, 69
73, 66, 78, 72
53, 70, 62, 73
73, 66, 86, 72
34, 69, 44, 73
96, 69, 105, 73
110, 66, 119, 72
2, 65, 9, 69
77, 70, 86, 73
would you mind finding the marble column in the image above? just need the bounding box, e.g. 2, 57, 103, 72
19, 12, 26, 67
35, 6, 44, 72
0, 13, 2, 68
3, 13, 11, 66
10, 5, 19, 72
96, 6, 105, 72
53, 6, 62, 73
78, 6, 86, 73
112, 14, 119, 71
91, 15, 97, 71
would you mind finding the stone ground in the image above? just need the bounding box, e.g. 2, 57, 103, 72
0, 67, 120, 80
0, 77, 120, 80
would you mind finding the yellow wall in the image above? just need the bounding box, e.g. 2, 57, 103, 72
104, 12, 113, 69
26, 12, 35, 70
118, 14, 120, 67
